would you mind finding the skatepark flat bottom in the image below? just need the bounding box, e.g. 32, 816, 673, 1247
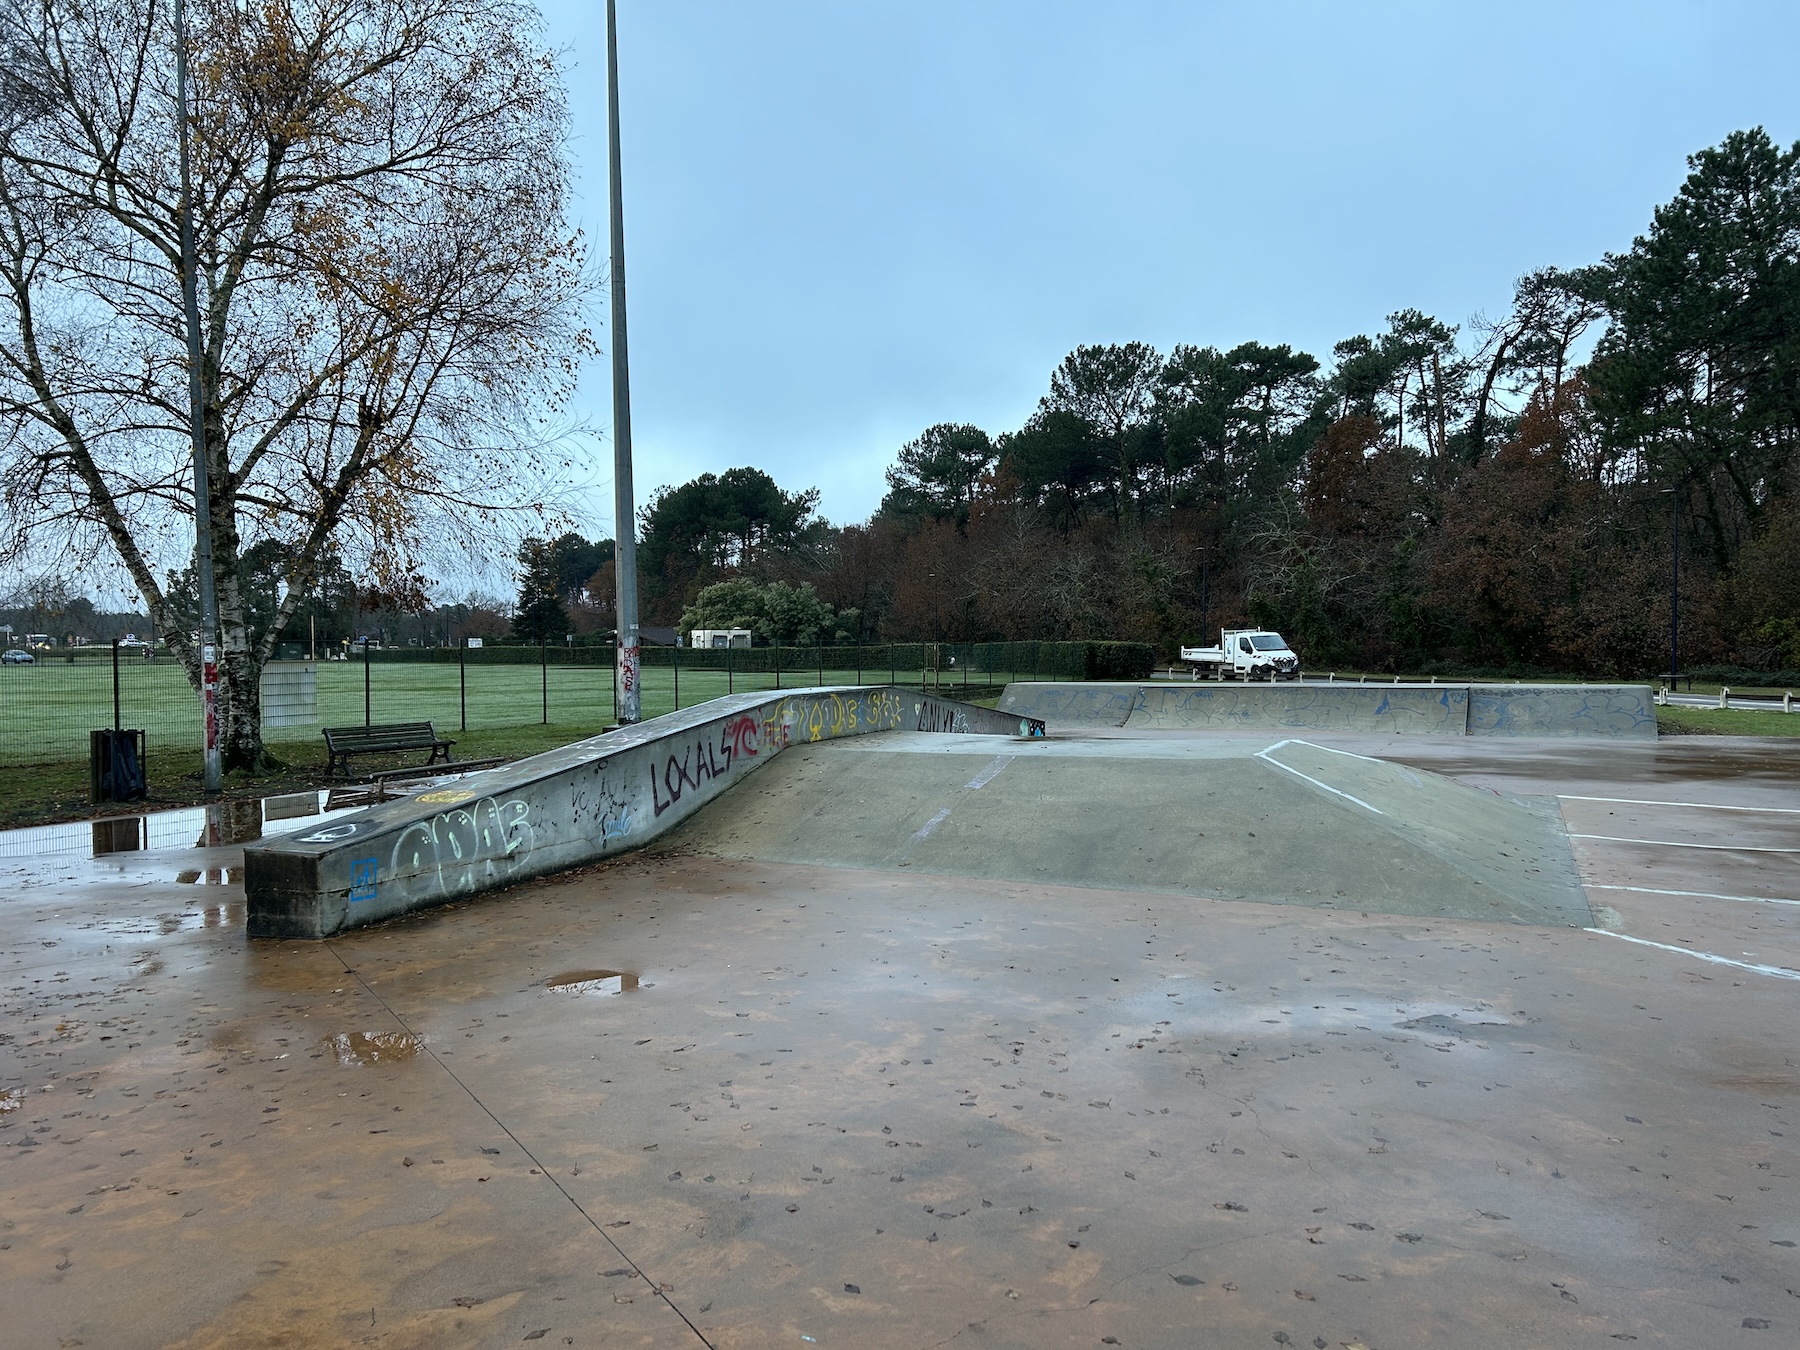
0, 732, 1796, 1348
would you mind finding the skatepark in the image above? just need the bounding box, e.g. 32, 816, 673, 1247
2, 681, 1796, 1347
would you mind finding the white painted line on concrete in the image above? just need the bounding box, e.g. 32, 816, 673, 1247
910, 807, 952, 843
1569, 834, 1800, 853
1255, 742, 1384, 815
1584, 928, 1800, 981
965, 755, 1016, 790
1588, 883, 1800, 907
1560, 794, 1800, 815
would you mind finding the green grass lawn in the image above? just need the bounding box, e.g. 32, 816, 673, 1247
0, 658, 999, 763
0, 659, 1007, 826
1655, 705, 1800, 737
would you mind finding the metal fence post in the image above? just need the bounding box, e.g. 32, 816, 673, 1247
459, 637, 467, 731
774, 643, 781, 689
363, 642, 371, 726
818, 646, 824, 688
727, 641, 734, 695
611, 635, 618, 724
673, 642, 680, 710
540, 636, 548, 724
890, 644, 896, 687
111, 638, 121, 731
856, 641, 862, 685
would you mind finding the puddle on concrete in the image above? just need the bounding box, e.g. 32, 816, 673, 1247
1398, 1012, 1517, 1037
323, 1031, 422, 1066
0, 792, 359, 879
173, 867, 245, 886
93, 904, 247, 941
545, 969, 640, 996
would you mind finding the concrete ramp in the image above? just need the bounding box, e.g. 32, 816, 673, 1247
998, 680, 1655, 738
657, 732, 1590, 926
243, 688, 1042, 938
993, 681, 1143, 727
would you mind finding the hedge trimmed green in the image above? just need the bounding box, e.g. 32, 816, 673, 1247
353, 639, 1154, 681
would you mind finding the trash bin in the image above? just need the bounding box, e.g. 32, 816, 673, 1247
89, 728, 147, 803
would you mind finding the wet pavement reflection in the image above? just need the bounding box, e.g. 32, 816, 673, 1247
0, 790, 358, 889
323, 1030, 422, 1066
2, 733, 1796, 1349
544, 968, 640, 995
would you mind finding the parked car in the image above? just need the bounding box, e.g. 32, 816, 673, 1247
2, 648, 34, 665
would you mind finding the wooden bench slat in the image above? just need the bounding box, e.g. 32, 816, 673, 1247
321, 721, 455, 778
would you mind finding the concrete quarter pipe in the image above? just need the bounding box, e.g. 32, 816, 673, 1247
998, 680, 1657, 738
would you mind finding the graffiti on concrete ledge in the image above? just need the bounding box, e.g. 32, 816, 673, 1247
390, 796, 536, 897
915, 700, 969, 734
651, 729, 736, 818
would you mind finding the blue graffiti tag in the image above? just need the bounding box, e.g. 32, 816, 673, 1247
348, 857, 378, 903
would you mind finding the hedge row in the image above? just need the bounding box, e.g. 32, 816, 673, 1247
351, 639, 1156, 680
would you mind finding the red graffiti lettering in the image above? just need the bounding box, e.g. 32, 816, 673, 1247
725, 715, 760, 760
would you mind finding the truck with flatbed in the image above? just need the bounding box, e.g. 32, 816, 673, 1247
1178, 629, 1300, 681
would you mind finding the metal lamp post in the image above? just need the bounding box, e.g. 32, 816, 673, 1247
606, 0, 641, 723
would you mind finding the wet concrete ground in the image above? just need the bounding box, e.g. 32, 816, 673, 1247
1, 733, 1796, 1348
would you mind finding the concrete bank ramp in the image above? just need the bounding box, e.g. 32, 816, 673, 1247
656, 732, 1591, 926
243, 688, 1042, 938
997, 680, 1656, 738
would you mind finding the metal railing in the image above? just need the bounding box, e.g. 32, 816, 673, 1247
0, 640, 1074, 768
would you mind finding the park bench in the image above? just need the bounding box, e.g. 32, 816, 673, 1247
322, 721, 456, 778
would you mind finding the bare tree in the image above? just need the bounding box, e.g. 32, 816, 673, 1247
0, 0, 590, 769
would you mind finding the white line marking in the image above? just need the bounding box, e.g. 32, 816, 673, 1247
1255, 742, 1384, 815
1587, 883, 1800, 907
1560, 794, 1800, 815
1569, 834, 1800, 853
966, 755, 1015, 790
910, 807, 952, 843
1584, 929, 1800, 981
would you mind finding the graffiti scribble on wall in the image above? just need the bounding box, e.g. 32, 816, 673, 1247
390, 796, 536, 897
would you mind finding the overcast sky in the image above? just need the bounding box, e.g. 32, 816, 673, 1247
543, 0, 1800, 536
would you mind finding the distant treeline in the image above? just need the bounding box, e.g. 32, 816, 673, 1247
618, 128, 1800, 677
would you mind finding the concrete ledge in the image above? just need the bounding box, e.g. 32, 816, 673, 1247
999, 680, 1656, 738
244, 687, 1043, 939
1467, 683, 1657, 737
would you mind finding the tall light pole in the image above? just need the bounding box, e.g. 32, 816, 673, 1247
606, 0, 641, 723
175, 0, 221, 790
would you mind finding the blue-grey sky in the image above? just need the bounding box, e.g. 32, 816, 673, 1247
543, 1, 1800, 535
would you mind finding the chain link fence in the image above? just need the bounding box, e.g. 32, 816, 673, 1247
0, 639, 1138, 769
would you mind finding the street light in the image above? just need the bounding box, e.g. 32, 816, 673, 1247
606, 0, 641, 723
